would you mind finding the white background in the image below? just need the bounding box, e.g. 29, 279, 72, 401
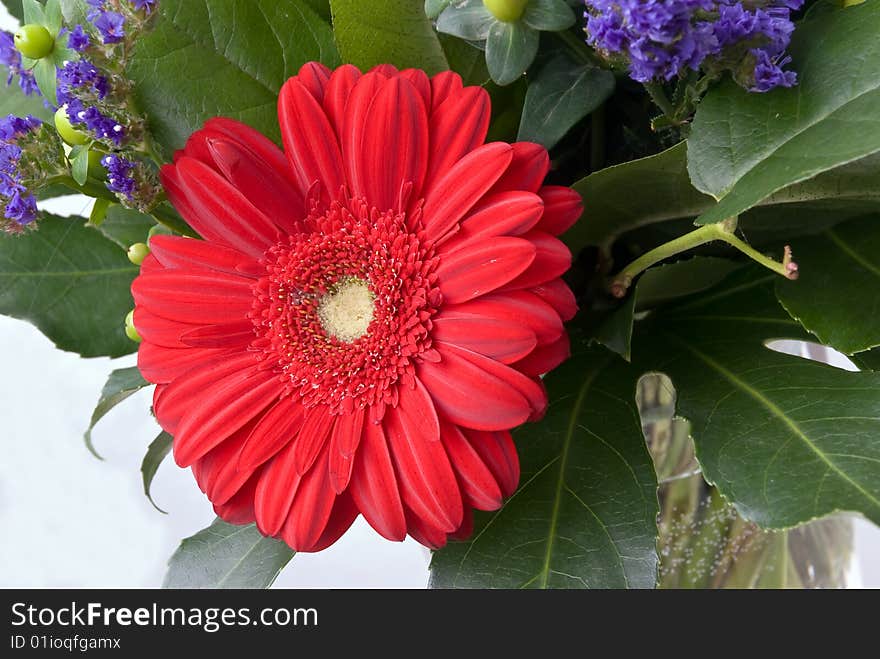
1, 5, 877, 589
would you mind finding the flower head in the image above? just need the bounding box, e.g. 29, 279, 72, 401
1, 115, 43, 232
133, 62, 582, 551
0, 30, 40, 96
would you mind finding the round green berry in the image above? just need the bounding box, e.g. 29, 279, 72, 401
13, 24, 54, 59
482, 0, 528, 23
125, 310, 142, 343
127, 242, 150, 265
54, 106, 89, 146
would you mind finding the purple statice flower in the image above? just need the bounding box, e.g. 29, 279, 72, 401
101, 154, 136, 200
86, 1, 126, 44
132, 0, 157, 13
68, 25, 91, 52
585, 0, 804, 92
1, 115, 42, 229
57, 60, 126, 145
0, 31, 40, 96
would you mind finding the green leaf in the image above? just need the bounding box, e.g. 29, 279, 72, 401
594, 257, 743, 360
430, 345, 659, 589
89, 198, 110, 226
517, 54, 614, 150
43, 0, 61, 35
776, 214, 880, 355
522, 0, 575, 32
0, 214, 139, 357
0, 69, 53, 123
330, 0, 448, 75
141, 431, 172, 514
21, 0, 44, 25
33, 56, 57, 106
83, 366, 149, 458
70, 146, 89, 185
438, 33, 490, 87
485, 19, 538, 86
425, 0, 452, 20
435, 0, 495, 41
569, 143, 880, 250
163, 518, 295, 589
633, 268, 880, 529
96, 205, 156, 250
128, 0, 338, 154
2, 0, 24, 21
688, 2, 880, 225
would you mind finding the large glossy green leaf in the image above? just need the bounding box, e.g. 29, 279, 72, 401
633, 268, 880, 529
430, 346, 659, 589
517, 54, 614, 150
688, 1, 880, 225
330, 0, 448, 75
83, 366, 149, 458
163, 518, 295, 589
777, 215, 880, 355
570, 143, 880, 249
0, 214, 139, 357
128, 0, 338, 154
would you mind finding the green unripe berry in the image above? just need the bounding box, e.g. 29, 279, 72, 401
14, 24, 54, 59
54, 106, 89, 146
127, 242, 150, 265
125, 310, 142, 343
482, 0, 528, 23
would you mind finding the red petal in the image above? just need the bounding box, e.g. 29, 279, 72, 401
213, 470, 259, 525
296, 61, 332, 103
203, 117, 294, 185
205, 137, 306, 234
281, 447, 337, 551
178, 321, 254, 349
418, 343, 531, 431
404, 505, 449, 549
293, 405, 335, 475
424, 86, 490, 189
513, 333, 571, 377
341, 71, 388, 199
440, 420, 503, 511
133, 307, 189, 348
441, 290, 564, 344
173, 366, 280, 467
369, 63, 399, 77
308, 491, 360, 552
437, 191, 543, 252
383, 382, 462, 532
436, 237, 535, 304
421, 143, 513, 242
237, 397, 305, 470
148, 235, 262, 278
171, 158, 282, 257
254, 440, 303, 536
531, 278, 577, 322
463, 428, 520, 497
278, 78, 345, 204
348, 420, 407, 541
537, 185, 583, 235
450, 507, 474, 541
429, 71, 463, 112
491, 142, 549, 194
328, 406, 366, 494
499, 231, 571, 291
399, 68, 431, 110
193, 419, 259, 506
137, 343, 230, 384
355, 76, 428, 211
431, 315, 536, 364
132, 269, 253, 325
323, 64, 361, 138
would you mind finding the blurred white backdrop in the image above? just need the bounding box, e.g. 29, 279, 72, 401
0, 4, 877, 590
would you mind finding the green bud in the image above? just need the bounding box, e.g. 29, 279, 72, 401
127, 242, 150, 265
54, 106, 89, 146
482, 0, 528, 23
125, 310, 142, 343
14, 24, 54, 59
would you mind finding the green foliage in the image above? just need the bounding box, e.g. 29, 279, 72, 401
163, 518, 295, 589
141, 431, 172, 513
0, 214, 139, 358
84, 366, 149, 458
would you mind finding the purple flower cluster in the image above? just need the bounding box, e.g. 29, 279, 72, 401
68, 25, 91, 52
101, 154, 136, 200
57, 60, 126, 145
585, 0, 804, 92
0, 31, 39, 96
1, 116, 42, 229
87, 1, 126, 44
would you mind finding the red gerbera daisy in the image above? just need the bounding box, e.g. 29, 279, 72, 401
132, 62, 582, 552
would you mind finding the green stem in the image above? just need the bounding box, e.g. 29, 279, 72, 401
609, 219, 799, 297
51, 175, 117, 202
644, 81, 676, 120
